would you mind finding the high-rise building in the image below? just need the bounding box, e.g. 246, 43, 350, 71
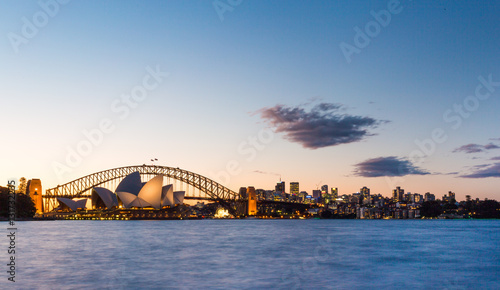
290, 182, 299, 195
26, 179, 43, 214
424, 192, 435, 202
247, 187, 257, 216
321, 185, 328, 195
360, 186, 370, 196
275, 181, 285, 193
331, 187, 338, 199
320, 185, 330, 203
443, 191, 456, 203
412, 193, 423, 204
239, 187, 247, 199
392, 186, 404, 202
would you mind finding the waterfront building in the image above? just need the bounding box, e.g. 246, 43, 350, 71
92, 187, 119, 209
89, 171, 185, 210
57, 198, 88, 211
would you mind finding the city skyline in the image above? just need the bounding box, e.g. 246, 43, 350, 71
1, 1, 500, 201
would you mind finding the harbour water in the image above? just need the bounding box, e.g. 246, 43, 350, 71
4, 219, 500, 289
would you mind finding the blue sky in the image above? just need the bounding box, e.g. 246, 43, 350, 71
1, 0, 500, 200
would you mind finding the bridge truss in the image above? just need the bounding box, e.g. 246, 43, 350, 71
44, 165, 241, 214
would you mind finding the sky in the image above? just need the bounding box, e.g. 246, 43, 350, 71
1, 0, 500, 201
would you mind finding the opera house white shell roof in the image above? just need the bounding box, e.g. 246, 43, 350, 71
91, 172, 185, 210
57, 197, 88, 211
91, 187, 118, 209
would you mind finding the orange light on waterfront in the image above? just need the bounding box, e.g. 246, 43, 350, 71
247, 186, 257, 216
28, 179, 43, 214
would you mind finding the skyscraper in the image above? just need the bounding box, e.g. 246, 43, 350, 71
331, 187, 338, 199
392, 186, 404, 202
290, 182, 299, 195
321, 185, 328, 195
275, 181, 285, 193
360, 186, 370, 196
239, 187, 247, 199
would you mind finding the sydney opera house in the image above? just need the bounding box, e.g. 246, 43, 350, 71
56, 172, 185, 212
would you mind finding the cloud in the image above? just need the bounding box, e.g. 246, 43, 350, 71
353, 156, 430, 177
484, 143, 500, 150
460, 163, 500, 178
491, 156, 500, 161
453, 143, 500, 154
258, 103, 385, 149
253, 170, 280, 177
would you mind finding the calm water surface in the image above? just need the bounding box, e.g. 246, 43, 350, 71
3, 220, 500, 289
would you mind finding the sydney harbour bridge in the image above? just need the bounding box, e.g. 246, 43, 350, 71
44, 165, 308, 217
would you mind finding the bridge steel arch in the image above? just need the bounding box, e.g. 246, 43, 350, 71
44, 165, 240, 213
